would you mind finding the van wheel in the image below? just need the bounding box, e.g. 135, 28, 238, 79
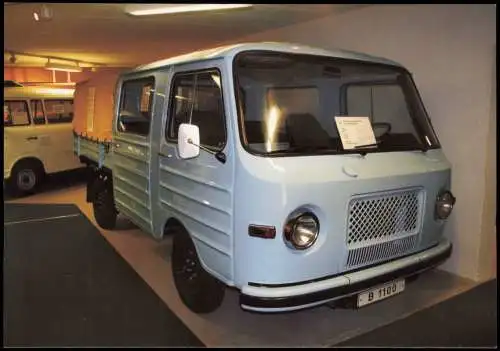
92, 180, 117, 230
172, 228, 225, 314
9, 160, 44, 197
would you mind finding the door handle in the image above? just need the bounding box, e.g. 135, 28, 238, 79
26, 136, 38, 141
342, 165, 359, 178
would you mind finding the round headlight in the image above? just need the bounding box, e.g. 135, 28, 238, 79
285, 213, 319, 250
436, 191, 456, 219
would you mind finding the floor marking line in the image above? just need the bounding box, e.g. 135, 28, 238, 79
4, 213, 82, 226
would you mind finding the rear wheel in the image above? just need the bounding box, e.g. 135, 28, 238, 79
92, 175, 117, 230
172, 227, 225, 313
8, 160, 44, 197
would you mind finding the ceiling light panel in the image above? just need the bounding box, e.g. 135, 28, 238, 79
125, 4, 253, 16
45, 61, 82, 73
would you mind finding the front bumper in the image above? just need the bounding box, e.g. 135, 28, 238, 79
240, 238, 452, 312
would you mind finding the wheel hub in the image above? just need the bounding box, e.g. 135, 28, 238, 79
177, 249, 198, 282
17, 169, 36, 190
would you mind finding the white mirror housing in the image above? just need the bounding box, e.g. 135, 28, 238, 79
178, 123, 200, 159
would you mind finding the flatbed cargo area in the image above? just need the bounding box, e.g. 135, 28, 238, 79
72, 68, 126, 168
73, 133, 113, 170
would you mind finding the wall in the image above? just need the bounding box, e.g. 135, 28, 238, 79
477, 45, 497, 282
233, 4, 496, 281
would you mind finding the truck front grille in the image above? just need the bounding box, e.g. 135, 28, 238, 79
346, 188, 424, 269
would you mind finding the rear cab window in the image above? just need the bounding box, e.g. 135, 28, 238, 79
117, 77, 155, 136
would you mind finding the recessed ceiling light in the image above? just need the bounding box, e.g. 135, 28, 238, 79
33, 5, 53, 21
125, 4, 253, 16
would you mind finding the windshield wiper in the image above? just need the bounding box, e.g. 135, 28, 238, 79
352, 141, 380, 156
265, 146, 333, 155
353, 141, 429, 155
354, 142, 379, 149
417, 144, 428, 153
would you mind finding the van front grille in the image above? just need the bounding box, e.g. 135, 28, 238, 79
347, 235, 419, 268
346, 188, 424, 269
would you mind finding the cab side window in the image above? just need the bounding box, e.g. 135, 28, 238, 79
4, 100, 30, 126
167, 70, 226, 151
45, 99, 74, 124
117, 77, 155, 136
30, 99, 45, 125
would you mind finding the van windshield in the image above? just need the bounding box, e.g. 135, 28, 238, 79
233, 51, 440, 156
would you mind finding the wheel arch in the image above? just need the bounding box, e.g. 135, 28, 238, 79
11, 156, 46, 176
164, 215, 232, 286
162, 216, 185, 238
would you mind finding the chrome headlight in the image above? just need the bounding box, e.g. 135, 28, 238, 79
435, 190, 456, 220
284, 212, 319, 250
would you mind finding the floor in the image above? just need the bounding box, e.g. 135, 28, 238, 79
4, 203, 203, 347
4, 176, 485, 347
337, 278, 497, 347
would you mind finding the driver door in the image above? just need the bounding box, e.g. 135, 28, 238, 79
153, 61, 235, 282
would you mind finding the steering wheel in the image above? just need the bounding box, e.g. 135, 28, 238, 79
372, 122, 392, 139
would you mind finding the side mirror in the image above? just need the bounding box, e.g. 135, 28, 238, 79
178, 123, 200, 159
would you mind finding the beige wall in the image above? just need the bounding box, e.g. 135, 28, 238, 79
477, 44, 497, 282
232, 4, 496, 281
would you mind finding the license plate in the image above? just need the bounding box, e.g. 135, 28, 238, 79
357, 279, 405, 308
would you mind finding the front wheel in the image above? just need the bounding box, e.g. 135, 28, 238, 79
172, 227, 225, 313
92, 177, 117, 230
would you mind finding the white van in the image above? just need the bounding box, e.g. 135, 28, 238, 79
74, 42, 456, 314
4, 86, 82, 195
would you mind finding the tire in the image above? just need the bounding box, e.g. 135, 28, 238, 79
172, 227, 225, 314
92, 178, 118, 230
8, 160, 44, 197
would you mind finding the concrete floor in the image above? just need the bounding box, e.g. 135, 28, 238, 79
6, 182, 479, 347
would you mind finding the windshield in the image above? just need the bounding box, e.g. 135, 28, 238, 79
233, 51, 440, 156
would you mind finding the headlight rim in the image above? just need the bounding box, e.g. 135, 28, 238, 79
284, 211, 320, 250
435, 190, 456, 220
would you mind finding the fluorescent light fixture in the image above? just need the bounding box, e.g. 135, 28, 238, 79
126, 4, 253, 16
36, 88, 75, 95
45, 61, 82, 73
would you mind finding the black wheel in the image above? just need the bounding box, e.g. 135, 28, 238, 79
92, 178, 117, 230
172, 227, 225, 314
8, 160, 44, 197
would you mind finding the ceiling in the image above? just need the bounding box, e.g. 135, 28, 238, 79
4, 3, 368, 68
